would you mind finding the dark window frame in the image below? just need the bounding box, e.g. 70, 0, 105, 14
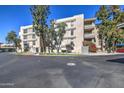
71, 29, 74, 36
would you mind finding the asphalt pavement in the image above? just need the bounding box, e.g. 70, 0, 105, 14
0, 52, 124, 88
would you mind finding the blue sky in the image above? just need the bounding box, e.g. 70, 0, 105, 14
0, 5, 123, 43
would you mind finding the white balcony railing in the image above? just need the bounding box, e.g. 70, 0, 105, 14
23, 32, 35, 35
84, 33, 95, 39
23, 38, 37, 41
84, 25, 94, 29
117, 23, 124, 29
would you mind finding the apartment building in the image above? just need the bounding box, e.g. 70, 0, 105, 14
54, 14, 84, 54
19, 25, 40, 53
84, 18, 100, 48
54, 14, 100, 54
19, 14, 100, 54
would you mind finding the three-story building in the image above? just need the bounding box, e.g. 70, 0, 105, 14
19, 25, 40, 53
19, 14, 100, 54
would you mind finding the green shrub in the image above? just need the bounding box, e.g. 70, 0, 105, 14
61, 50, 67, 53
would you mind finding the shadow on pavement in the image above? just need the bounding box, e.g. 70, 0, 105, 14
107, 58, 124, 64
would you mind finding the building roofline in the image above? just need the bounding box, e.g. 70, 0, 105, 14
20, 25, 33, 29
55, 14, 84, 23
84, 18, 96, 22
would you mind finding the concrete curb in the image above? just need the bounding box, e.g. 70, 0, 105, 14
82, 53, 124, 56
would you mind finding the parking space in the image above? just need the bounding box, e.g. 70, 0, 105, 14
0, 53, 124, 87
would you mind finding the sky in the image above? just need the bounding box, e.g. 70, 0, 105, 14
0, 5, 123, 43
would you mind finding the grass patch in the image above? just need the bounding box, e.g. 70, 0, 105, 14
16, 52, 81, 56
16, 52, 33, 55
40, 53, 81, 56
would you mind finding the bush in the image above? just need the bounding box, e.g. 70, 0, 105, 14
89, 43, 97, 53
83, 41, 92, 46
83, 41, 97, 52
24, 48, 29, 52
116, 47, 124, 53
61, 50, 67, 53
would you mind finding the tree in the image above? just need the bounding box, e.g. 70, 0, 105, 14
15, 38, 21, 51
44, 26, 53, 54
46, 20, 56, 53
6, 31, 17, 44
107, 5, 124, 52
6, 31, 21, 52
96, 5, 109, 51
116, 29, 124, 43
30, 5, 50, 53
55, 22, 67, 54
96, 5, 124, 53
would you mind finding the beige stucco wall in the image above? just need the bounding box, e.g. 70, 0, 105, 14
55, 14, 84, 54
19, 25, 40, 53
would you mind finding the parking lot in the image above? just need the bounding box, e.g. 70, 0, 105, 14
0, 52, 124, 87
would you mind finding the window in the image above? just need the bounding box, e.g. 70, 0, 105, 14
71, 23, 74, 27
33, 30, 35, 32
70, 41, 75, 50
23, 29, 27, 33
24, 42, 29, 52
29, 28, 32, 31
33, 41, 36, 45
23, 35, 27, 39
71, 21, 74, 27
23, 41, 27, 44
32, 34, 35, 39
71, 29, 74, 36
70, 41, 74, 46
93, 38, 96, 42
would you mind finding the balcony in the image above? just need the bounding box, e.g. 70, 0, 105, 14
63, 36, 76, 39
84, 28, 94, 32
84, 33, 95, 39
23, 32, 35, 35
84, 25, 94, 30
23, 38, 37, 41
117, 23, 124, 29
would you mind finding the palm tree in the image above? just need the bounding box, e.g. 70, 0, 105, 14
6, 31, 21, 52
6, 31, 17, 44
30, 5, 50, 54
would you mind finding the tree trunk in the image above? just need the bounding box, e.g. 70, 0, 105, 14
51, 46, 53, 53
51, 42, 54, 53
39, 36, 42, 53
42, 33, 46, 53
39, 35, 44, 54
57, 47, 59, 54
57, 39, 61, 54
48, 46, 50, 54
57, 43, 61, 54
100, 37, 103, 52
101, 38, 103, 51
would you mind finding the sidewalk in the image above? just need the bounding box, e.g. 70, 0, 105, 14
82, 52, 124, 56
16, 52, 124, 56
